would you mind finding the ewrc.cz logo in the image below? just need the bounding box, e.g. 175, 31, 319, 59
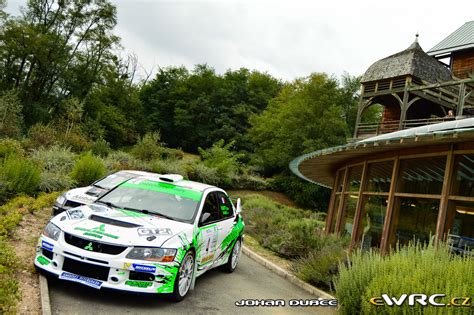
370, 294, 472, 307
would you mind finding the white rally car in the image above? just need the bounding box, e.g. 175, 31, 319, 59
52, 170, 157, 216
35, 174, 244, 301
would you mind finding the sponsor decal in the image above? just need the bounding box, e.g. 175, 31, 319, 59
42, 240, 54, 251
71, 195, 95, 203
74, 224, 119, 239
132, 264, 156, 273
36, 256, 50, 266
137, 228, 172, 236
125, 280, 153, 288
123, 262, 132, 269
59, 272, 103, 289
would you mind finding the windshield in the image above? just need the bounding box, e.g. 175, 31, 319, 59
94, 172, 138, 190
97, 179, 202, 222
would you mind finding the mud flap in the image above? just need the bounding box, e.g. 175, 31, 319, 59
190, 259, 198, 290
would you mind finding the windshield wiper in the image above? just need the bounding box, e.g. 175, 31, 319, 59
95, 200, 120, 208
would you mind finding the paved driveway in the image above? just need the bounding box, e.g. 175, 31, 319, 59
49, 254, 336, 315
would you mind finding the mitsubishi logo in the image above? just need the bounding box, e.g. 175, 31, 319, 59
84, 242, 94, 251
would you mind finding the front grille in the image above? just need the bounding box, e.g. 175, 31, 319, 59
64, 200, 83, 208
64, 233, 127, 255
62, 258, 109, 281
42, 248, 53, 260
129, 271, 155, 281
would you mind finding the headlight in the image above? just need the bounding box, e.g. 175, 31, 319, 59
55, 195, 66, 206
126, 247, 177, 262
43, 222, 61, 241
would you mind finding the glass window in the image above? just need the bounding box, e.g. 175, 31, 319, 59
201, 192, 220, 223
217, 192, 233, 219
390, 198, 439, 246
347, 165, 364, 192
452, 154, 474, 197
397, 156, 446, 195
360, 196, 388, 249
366, 161, 394, 193
340, 195, 358, 237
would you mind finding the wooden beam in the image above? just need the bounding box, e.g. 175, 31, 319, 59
410, 90, 456, 109
335, 168, 349, 234
457, 82, 466, 116
408, 77, 474, 92
380, 156, 400, 254
436, 147, 454, 240
350, 161, 368, 251
325, 171, 340, 234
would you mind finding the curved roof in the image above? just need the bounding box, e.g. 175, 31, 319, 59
290, 118, 474, 188
428, 21, 474, 56
361, 41, 452, 83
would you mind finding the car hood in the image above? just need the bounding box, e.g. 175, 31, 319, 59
52, 204, 193, 247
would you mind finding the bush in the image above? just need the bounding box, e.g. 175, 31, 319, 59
0, 90, 23, 139
104, 151, 150, 171
232, 172, 269, 190
30, 145, 77, 174
58, 130, 91, 152
185, 162, 221, 186
0, 138, 24, 159
292, 237, 348, 291
161, 148, 185, 160
131, 132, 164, 161
150, 159, 188, 177
335, 242, 474, 315
0, 240, 20, 314
71, 153, 106, 186
199, 140, 243, 186
90, 138, 111, 157
0, 155, 41, 197
38, 172, 76, 192
26, 124, 57, 148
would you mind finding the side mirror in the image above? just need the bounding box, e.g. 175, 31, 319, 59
200, 212, 211, 224
236, 198, 242, 215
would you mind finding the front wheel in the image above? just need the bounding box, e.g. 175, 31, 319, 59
171, 251, 194, 302
224, 238, 242, 273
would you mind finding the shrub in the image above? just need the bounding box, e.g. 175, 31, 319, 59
0, 240, 20, 314
38, 172, 76, 192
0, 155, 41, 197
26, 124, 57, 148
30, 145, 77, 174
131, 132, 164, 161
162, 148, 185, 160
58, 130, 91, 152
71, 153, 106, 186
198, 140, 243, 186
335, 242, 474, 315
150, 159, 188, 177
0, 138, 24, 159
185, 162, 221, 186
232, 172, 269, 190
90, 138, 111, 157
292, 237, 348, 291
104, 151, 150, 171
0, 90, 23, 139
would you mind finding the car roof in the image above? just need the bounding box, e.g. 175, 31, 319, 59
129, 174, 217, 192
114, 170, 160, 177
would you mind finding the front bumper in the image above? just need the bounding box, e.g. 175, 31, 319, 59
34, 235, 179, 294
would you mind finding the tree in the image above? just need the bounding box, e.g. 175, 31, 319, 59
0, 90, 23, 138
248, 73, 349, 173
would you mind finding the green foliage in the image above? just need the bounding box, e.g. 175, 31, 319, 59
90, 138, 111, 157
38, 172, 76, 193
26, 124, 57, 149
271, 173, 330, 210
185, 162, 220, 186
199, 140, 243, 186
0, 240, 20, 314
103, 151, 148, 171
150, 159, 187, 177
0, 155, 40, 198
0, 90, 23, 138
131, 132, 164, 161
0, 138, 24, 159
30, 145, 77, 174
71, 153, 106, 186
335, 242, 474, 315
248, 73, 349, 172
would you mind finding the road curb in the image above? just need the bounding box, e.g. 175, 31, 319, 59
39, 274, 52, 315
242, 245, 336, 300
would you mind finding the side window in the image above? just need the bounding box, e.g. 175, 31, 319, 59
217, 192, 233, 219
201, 192, 219, 223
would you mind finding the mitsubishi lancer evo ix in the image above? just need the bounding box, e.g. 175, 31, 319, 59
34, 174, 244, 301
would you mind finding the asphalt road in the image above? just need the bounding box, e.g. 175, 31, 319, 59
49, 254, 337, 315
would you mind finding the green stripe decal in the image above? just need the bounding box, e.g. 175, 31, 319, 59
121, 181, 203, 201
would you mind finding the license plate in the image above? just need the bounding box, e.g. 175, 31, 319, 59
59, 271, 103, 289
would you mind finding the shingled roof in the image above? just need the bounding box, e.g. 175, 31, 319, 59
361, 40, 452, 83
428, 21, 474, 56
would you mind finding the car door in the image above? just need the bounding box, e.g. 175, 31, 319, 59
212, 192, 236, 266
196, 191, 220, 271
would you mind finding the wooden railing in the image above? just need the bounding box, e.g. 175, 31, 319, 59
354, 116, 465, 139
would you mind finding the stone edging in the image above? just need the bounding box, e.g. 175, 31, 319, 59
39, 274, 52, 315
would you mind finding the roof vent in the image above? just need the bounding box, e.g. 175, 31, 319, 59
159, 174, 184, 183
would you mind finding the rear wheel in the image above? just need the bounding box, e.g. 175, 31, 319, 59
224, 238, 242, 273
171, 251, 194, 302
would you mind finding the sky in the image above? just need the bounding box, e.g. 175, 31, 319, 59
5, 0, 474, 81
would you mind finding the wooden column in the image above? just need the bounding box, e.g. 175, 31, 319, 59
335, 168, 350, 234
398, 77, 412, 130
436, 148, 455, 241
325, 171, 340, 234
456, 82, 466, 117
350, 161, 368, 251
380, 156, 400, 254
353, 85, 366, 138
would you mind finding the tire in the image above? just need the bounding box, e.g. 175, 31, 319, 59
171, 250, 195, 302
223, 238, 242, 273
